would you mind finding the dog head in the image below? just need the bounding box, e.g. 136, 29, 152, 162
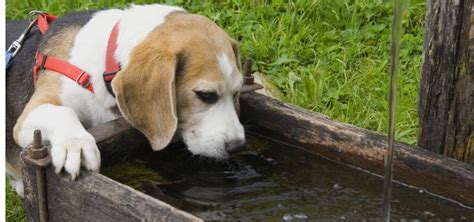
112, 11, 245, 159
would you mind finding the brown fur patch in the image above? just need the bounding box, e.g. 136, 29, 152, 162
230, 39, 241, 71
112, 11, 241, 150
171, 12, 242, 128
112, 44, 178, 150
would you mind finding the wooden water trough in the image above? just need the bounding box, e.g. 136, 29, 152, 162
21, 91, 474, 221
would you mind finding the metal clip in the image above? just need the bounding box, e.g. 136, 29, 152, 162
7, 18, 37, 58
28, 10, 47, 23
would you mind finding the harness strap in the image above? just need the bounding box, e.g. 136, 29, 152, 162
32, 12, 94, 92
34, 52, 94, 92
32, 12, 121, 96
36, 13, 57, 34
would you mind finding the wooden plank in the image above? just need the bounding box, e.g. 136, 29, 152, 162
45, 169, 201, 222
23, 92, 474, 221
23, 118, 201, 221
88, 118, 147, 168
470, 2, 474, 72
22, 152, 41, 222
419, 0, 473, 162
240, 92, 474, 207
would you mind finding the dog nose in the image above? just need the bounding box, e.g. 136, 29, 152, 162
225, 139, 246, 155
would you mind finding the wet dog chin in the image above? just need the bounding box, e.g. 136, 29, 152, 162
164, 139, 230, 160
187, 147, 230, 160
181, 139, 229, 159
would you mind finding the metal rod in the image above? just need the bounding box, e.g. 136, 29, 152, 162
36, 168, 48, 222
33, 130, 42, 148
243, 58, 254, 85
244, 58, 252, 77
32, 130, 49, 222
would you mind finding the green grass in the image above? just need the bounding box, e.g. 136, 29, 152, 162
6, 179, 26, 222
6, 0, 426, 220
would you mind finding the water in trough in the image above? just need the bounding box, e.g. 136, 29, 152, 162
102, 135, 474, 221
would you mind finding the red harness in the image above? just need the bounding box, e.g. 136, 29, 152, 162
33, 13, 120, 96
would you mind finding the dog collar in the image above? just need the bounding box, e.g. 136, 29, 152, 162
33, 14, 120, 97
103, 22, 121, 97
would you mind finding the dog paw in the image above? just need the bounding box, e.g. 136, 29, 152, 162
50, 132, 100, 180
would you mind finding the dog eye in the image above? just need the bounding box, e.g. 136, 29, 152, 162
195, 91, 218, 104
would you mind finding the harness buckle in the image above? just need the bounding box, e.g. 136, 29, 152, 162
76, 71, 91, 88
39, 55, 48, 70
102, 70, 120, 82
33, 54, 48, 76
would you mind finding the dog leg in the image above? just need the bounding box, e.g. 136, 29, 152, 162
15, 104, 100, 180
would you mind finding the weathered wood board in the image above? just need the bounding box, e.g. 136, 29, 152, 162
22, 92, 474, 221
22, 117, 202, 222
44, 170, 200, 222
87, 117, 147, 168
419, 0, 473, 163
240, 92, 474, 207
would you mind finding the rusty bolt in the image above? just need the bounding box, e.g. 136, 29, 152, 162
27, 129, 50, 222
243, 58, 254, 85
29, 130, 48, 159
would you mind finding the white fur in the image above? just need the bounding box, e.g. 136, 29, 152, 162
218, 53, 243, 91
66, 4, 185, 126
18, 104, 100, 179
115, 4, 184, 67
17, 4, 184, 179
181, 54, 244, 158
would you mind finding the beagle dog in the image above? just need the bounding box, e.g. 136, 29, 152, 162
6, 4, 245, 195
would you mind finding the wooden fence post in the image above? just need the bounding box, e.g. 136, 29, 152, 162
418, 0, 473, 163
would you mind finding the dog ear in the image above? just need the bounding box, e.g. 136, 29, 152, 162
230, 38, 241, 71
112, 46, 178, 151
230, 38, 242, 116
